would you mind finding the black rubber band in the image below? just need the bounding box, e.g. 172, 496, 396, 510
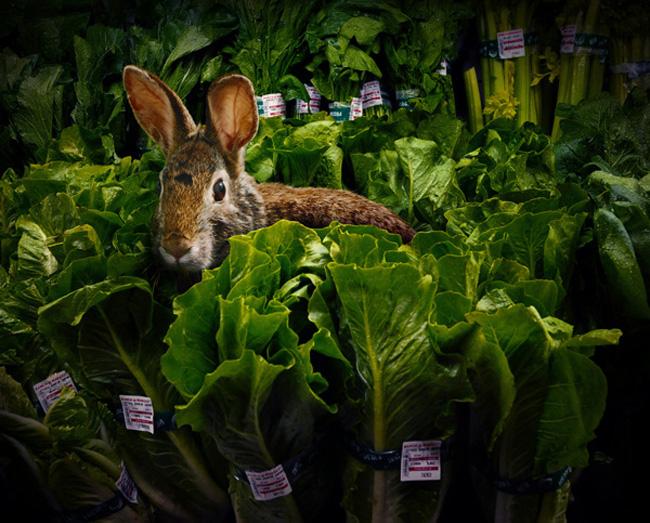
479, 33, 540, 59
51, 492, 125, 522
343, 432, 402, 470
343, 432, 455, 471
470, 460, 571, 495
232, 432, 333, 487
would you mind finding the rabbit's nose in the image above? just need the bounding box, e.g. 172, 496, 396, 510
163, 235, 192, 261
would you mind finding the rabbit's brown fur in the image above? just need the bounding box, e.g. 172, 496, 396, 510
257, 183, 415, 241
123, 65, 415, 274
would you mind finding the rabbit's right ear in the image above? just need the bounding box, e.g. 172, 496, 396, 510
123, 65, 197, 157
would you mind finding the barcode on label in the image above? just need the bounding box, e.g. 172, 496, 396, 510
116, 461, 138, 503
33, 371, 77, 413
119, 395, 155, 434
497, 29, 526, 59
400, 440, 442, 482
561, 25, 577, 53
245, 464, 293, 501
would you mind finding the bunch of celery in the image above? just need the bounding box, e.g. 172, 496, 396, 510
602, 0, 650, 105
551, 0, 604, 141
473, 0, 544, 131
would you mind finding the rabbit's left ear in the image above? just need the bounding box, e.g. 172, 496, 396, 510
204, 74, 259, 175
123, 65, 197, 157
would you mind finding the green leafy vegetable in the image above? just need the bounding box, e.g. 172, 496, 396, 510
466, 304, 619, 522
223, 0, 313, 102
325, 260, 474, 522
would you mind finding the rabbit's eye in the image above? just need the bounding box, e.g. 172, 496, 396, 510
213, 179, 226, 201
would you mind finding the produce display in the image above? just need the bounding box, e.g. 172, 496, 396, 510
1, 1, 648, 522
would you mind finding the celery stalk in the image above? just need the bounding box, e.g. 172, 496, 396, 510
587, 58, 605, 99
570, 0, 601, 105
569, 53, 590, 105
479, 10, 493, 110
464, 67, 484, 133
551, 52, 573, 141
587, 23, 607, 99
513, 1, 539, 126
568, 10, 588, 106
609, 37, 628, 105
531, 52, 543, 124
484, 0, 506, 97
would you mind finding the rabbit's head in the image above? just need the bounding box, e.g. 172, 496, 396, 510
123, 65, 264, 272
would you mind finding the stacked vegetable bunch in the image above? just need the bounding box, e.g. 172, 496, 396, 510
0, 0, 240, 173
467, 0, 650, 139
602, 0, 650, 105
3, 93, 647, 522
1, 1, 650, 522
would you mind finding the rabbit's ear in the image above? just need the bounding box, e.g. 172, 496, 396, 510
205, 74, 259, 174
123, 65, 197, 157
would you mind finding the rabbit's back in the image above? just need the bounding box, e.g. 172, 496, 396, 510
258, 183, 415, 244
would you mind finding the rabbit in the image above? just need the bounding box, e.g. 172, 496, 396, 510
122, 65, 416, 275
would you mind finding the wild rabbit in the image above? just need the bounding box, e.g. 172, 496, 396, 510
122, 65, 415, 275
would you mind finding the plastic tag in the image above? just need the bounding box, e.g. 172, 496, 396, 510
116, 461, 138, 504
329, 101, 350, 121
329, 100, 363, 121
261, 93, 286, 118
400, 440, 441, 481
350, 97, 363, 119
245, 464, 293, 501
361, 81, 391, 110
627, 60, 650, 79
560, 25, 577, 53
395, 88, 420, 110
256, 97, 264, 116
33, 371, 77, 413
296, 85, 321, 115
497, 29, 526, 59
119, 395, 155, 434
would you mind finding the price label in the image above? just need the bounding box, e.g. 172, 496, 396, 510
350, 97, 363, 119
497, 29, 526, 59
401, 440, 441, 482
33, 371, 77, 413
116, 461, 138, 504
119, 395, 155, 434
296, 85, 321, 114
245, 464, 292, 501
561, 25, 577, 53
361, 80, 391, 110
261, 93, 286, 118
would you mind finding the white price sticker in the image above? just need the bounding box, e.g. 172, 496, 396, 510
33, 371, 77, 413
497, 29, 526, 59
361, 80, 392, 110
296, 85, 321, 114
261, 93, 286, 118
561, 25, 577, 53
400, 440, 441, 482
245, 464, 293, 501
119, 395, 155, 434
350, 97, 363, 119
116, 461, 138, 504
